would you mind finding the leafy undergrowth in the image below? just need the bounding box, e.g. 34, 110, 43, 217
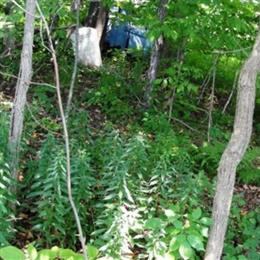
1, 102, 259, 259
0, 244, 98, 260
1, 32, 260, 260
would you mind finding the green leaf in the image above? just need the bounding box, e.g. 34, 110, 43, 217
187, 235, 204, 251
154, 79, 163, 85
191, 208, 202, 220
173, 220, 183, 229
170, 234, 186, 252
27, 244, 38, 260
0, 246, 25, 260
165, 209, 178, 223
38, 249, 58, 260
200, 217, 212, 226
179, 241, 194, 260
58, 248, 76, 258
201, 227, 209, 237
144, 218, 162, 230
87, 245, 99, 259
165, 209, 176, 218
73, 254, 84, 260
169, 237, 178, 251
238, 256, 247, 260
158, 253, 175, 260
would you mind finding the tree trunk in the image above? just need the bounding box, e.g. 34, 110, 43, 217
204, 30, 260, 260
85, 1, 108, 43
143, 0, 168, 108
9, 0, 36, 181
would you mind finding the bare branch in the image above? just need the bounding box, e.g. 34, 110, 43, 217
222, 70, 239, 114
207, 55, 218, 143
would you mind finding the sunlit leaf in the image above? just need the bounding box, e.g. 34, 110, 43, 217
179, 241, 194, 260
187, 235, 204, 251
191, 208, 202, 220
26, 244, 38, 260
0, 246, 25, 260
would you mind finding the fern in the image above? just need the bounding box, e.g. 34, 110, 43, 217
28, 135, 94, 248
0, 112, 16, 246
92, 133, 148, 258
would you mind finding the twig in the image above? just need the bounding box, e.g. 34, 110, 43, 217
197, 67, 214, 104
11, 0, 40, 18
0, 71, 56, 89
222, 70, 239, 114
170, 116, 200, 133
207, 55, 218, 142
36, 2, 88, 259
168, 39, 186, 120
212, 46, 251, 55
39, 19, 52, 53
66, 1, 80, 116
167, 87, 176, 121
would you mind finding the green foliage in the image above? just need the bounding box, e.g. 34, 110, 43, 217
0, 244, 99, 260
194, 142, 260, 184
27, 136, 95, 248
238, 147, 260, 185
0, 112, 16, 247
1, 0, 260, 258
0, 246, 24, 260
142, 112, 173, 134
194, 142, 225, 176
91, 132, 148, 258
86, 50, 147, 119
224, 196, 260, 259
135, 167, 213, 259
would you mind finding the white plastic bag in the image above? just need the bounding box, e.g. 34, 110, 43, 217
70, 27, 102, 68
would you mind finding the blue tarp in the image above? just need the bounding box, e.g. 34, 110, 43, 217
105, 8, 152, 51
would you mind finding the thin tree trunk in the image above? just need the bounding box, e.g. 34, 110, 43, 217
143, 0, 168, 108
9, 0, 36, 181
85, 1, 108, 43
204, 30, 260, 260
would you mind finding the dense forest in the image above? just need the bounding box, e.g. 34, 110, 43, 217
0, 0, 260, 259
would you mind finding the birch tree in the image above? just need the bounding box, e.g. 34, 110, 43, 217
204, 29, 260, 260
9, 0, 36, 181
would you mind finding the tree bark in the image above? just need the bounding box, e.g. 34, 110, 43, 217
204, 30, 260, 260
8, 0, 36, 181
85, 1, 108, 43
143, 0, 168, 108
